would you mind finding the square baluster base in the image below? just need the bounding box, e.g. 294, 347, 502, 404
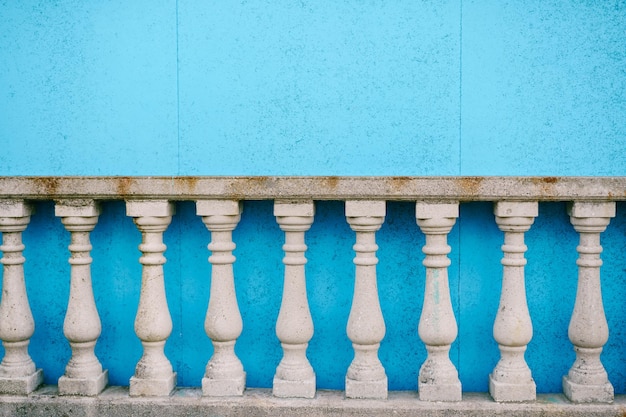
345, 376, 388, 400
0, 369, 43, 395
273, 374, 316, 398
59, 369, 108, 396
489, 373, 536, 402
563, 375, 614, 403
419, 380, 462, 402
129, 372, 176, 397
202, 373, 246, 397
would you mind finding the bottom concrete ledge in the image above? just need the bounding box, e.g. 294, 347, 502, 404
1, 386, 626, 417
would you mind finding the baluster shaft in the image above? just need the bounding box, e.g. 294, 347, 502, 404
416, 202, 461, 401
489, 201, 537, 402
273, 201, 315, 398
0, 200, 43, 394
563, 201, 615, 403
126, 200, 176, 396
197, 200, 245, 396
345, 200, 387, 399
56, 200, 108, 396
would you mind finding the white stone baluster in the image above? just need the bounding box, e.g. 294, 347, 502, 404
489, 201, 538, 402
55, 200, 108, 396
197, 200, 245, 396
345, 200, 387, 399
415, 202, 461, 402
563, 201, 615, 403
126, 200, 176, 396
273, 201, 315, 398
0, 200, 43, 394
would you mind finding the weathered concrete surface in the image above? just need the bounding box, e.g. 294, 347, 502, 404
0, 176, 625, 201
1, 387, 626, 417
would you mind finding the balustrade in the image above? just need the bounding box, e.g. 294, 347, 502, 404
0, 200, 43, 394
273, 201, 316, 398
0, 177, 623, 415
489, 201, 538, 402
344, 200, 388, 400
126, 200, 176, 396
197, 199, 246, 396
55, 200, 108, 396
563, 202, 615, 403
415, 202, 461, 402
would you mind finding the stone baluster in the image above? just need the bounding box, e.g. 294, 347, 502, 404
345, 200, 387, 399
273, 201, 316, 398
489, 201, 538, 402
55, 200, 108, 396
415, 202, 461, 402
126, 200, 176, 396
0, 200, 43, 394
563, 201, 615, 403
197, 200, 246, 396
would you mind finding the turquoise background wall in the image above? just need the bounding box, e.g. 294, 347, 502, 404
1, 1, 626, 394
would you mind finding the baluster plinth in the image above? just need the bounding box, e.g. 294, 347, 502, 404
489, 201, 537, 402
55, 200, 108, 396
273, 201, 315, 398
197, 200, 246, 396
415, 202, 461, 402
0, 200, 43, 395
345, 200, 387, 399
126, 200, 176, 396
563, 202, 615, 403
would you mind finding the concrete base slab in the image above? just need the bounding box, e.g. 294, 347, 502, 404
2, 387, 626, 417
419, 380, 462, 402
129, 372, 176, 397
202, 373, 245, 397
273, 375, 316, 398
345, 376, 387, 399
58, 369, 108, 396
489, 373, 536, 402
0, 368, 43, 395
563, 375, 614, 403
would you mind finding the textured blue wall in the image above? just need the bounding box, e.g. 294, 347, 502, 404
1, 1, 626, 393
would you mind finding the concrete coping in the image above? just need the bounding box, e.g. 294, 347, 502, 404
0, 176, 624, 201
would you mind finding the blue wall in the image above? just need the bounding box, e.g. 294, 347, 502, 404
1, 1, 626, 393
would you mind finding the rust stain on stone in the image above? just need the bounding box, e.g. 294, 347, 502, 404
178, 177, 199, 193
323, 176, 339, 190
116, 177, 133, 196
458, 177, 483, 196
531, 177, 558, 196
34, 177, 60, 196
390, 176, 411, 193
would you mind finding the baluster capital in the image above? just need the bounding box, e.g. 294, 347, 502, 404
568, 202, 615, 232
0, 200, 33, 219
55, 200, 101, 218
494, 202, 538, 231
126, 200, 175, 218
415, 202, 458, 233
274, 201, 314, 232
197, 200, 242, 231
0, 201, 33, 233
345, 200, 385, 231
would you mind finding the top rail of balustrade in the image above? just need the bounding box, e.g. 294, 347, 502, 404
0, 176, 624, 202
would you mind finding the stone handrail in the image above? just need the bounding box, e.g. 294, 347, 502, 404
0, 176, 624, 417
0, 176, 624, 201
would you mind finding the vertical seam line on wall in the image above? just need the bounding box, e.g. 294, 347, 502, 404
176, 0, 181, 176
457, 0, 463, 376
459, 0, 463, 176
